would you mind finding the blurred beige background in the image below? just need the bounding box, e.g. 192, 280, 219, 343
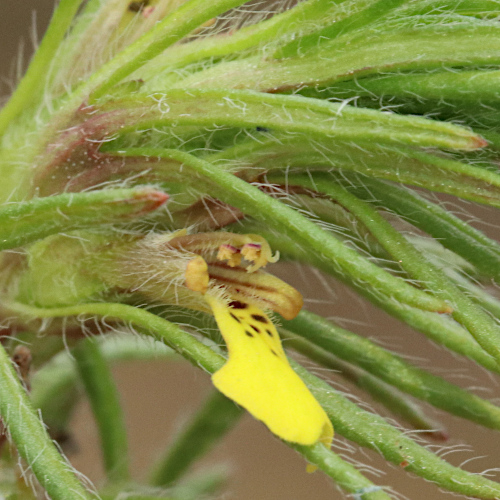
1, 2, 500, 499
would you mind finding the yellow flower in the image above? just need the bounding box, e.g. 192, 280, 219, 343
179, 231, 333, 446
207, 295, 333, 446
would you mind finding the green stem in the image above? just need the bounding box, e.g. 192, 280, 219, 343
237, 221, 500, 373
436, 264, 500, 320
73, 337, 130, 483
150, 390, 242, 487
98, 90, 485, 151
0, 187, 167, 250
292, 360, 500, 499
327, 68, 500, 105
8, 301, 224, 373
0, 343, 93, 499
209, 135, 500, 208
291, 444, 391, 500
140, 0, 347, 79
175, 23, 500, 93
0, 0, 84, 137
398, 0, 500, 17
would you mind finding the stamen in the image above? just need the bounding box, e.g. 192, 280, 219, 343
217, 244, 242, 267
166, 232, 278, 272
207, 263, 303, 320
185, 256, 209, 293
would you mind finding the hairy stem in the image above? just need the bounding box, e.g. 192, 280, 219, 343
0, 343, 93, 499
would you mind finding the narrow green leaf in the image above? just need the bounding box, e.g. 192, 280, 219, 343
282, 311, 500, 430
306, 69, 500, 127
282, 172, 500, 363
0, 187, 167, 251
0, 344, 93, 500
87, 0, 253, 100
413, 241, 500, 320
9, 302, 225, 373
323, 69, 500, 104
247, 224, 500, 373
209, 136, 500, 208
398, 0, 500, 18
276, 0, 411, 58
139, 0, 348, 84
291, 444, 391, 500
150, 390, 242, 487
175, 23, 500, 92
73, 338, 130, 483
338, 175, 500, 280
98, 89, 485, 151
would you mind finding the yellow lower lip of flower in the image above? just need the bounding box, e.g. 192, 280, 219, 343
206, 296, 333, 447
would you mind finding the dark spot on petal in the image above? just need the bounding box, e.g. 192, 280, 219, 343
250, 324, 260, 333
251, 314, 268, 323
266, 329, 273, 337
245, 330, 254, 337
229, 301, 248, 309
271, 349, 278, 356
229, 312, 241, 323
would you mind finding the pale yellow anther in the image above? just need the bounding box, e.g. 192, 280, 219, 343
241, 243, 261, 263
217, 244, 242, 268
185, 256, 209, 293
240, 236, 279, 272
